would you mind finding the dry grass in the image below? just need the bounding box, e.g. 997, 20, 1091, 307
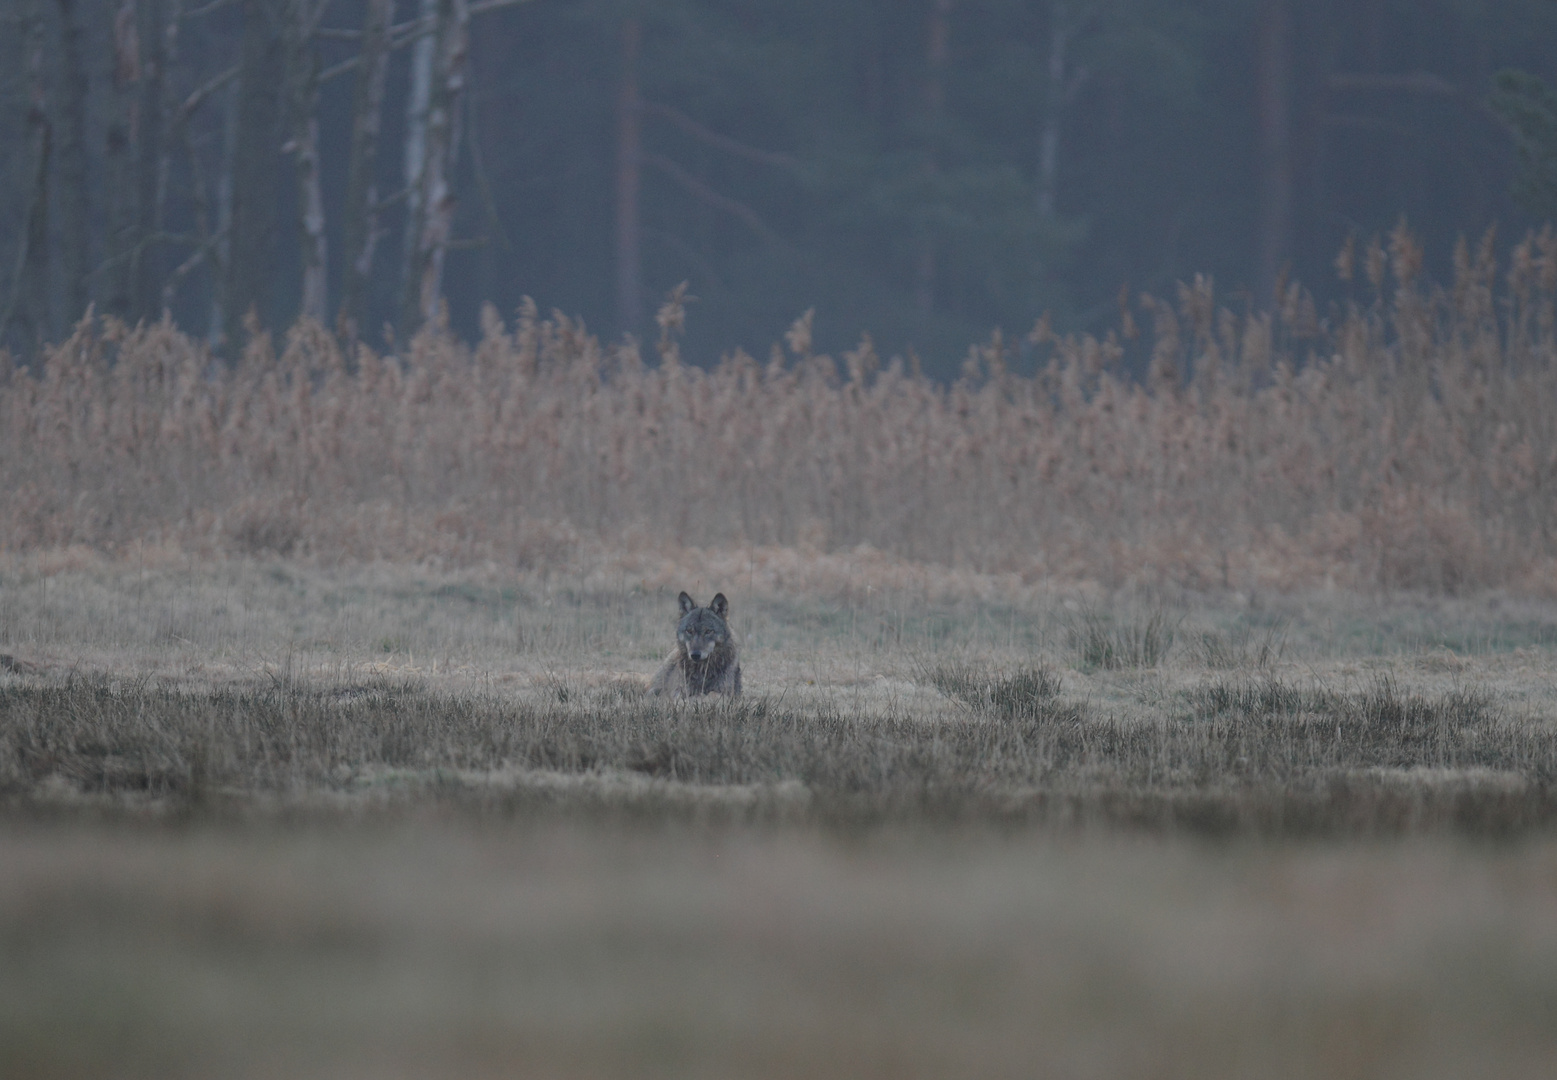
1065, 607, 1177, 670
3, 558, 1555, 834
5, 822, 1557, 1080
2, 561, 1557, 1077
8, 229, 1557, 1076
5, 669, 1552, 835
6, 226, 1557, 592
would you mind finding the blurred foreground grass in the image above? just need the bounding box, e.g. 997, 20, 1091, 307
3, 822, 1555, 1080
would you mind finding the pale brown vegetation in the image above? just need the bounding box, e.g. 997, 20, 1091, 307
2, 563, 1556, 1078
6, 225, 1557, 593
6, 236, 1557, 1079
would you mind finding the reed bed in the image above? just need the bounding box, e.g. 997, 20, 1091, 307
5, 226, 1557, 593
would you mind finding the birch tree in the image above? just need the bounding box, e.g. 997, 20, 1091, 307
339, 0, 393, 339
398, 0, 469, 330
223, 0, 284, 344
54, 0, 90, 323
397, 0, 436, 331
284, 0, 331, 323
1036, 3, 1094, 221
1, 0, 50, 344
132, 0, 169, 319
104, 0, 140, 321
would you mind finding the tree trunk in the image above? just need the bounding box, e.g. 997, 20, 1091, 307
54, 0, 91, 325
134, 0, 168, 320
1256, 0, 1292, 306
398, 0, 437, 333
1036, 2, 1070, 219
153, 0, 192, 312
339, 0, 393, 340
209, 78, 238, 343
411, 0, 468, 326
284, 0, 328, 323
916, 0, 952, 315
2, 0, 51, 348
224, 0, 284, 345
104, 0, 140, 322
615, 17, 642, 335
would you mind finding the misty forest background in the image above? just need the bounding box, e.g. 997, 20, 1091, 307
4, 0, 1557, 374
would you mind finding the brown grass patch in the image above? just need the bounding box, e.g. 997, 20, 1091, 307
7, 228, 1557, 592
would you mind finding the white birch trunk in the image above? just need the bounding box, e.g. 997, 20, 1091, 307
1036, 3, 1069, 220
209, 78, 237, 343
286, 0, 328, 323
340, 0, 393, 337
414, 0, 468, 324
398, 0, 437, 330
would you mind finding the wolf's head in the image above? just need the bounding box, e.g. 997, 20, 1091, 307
676, 591, 731, 662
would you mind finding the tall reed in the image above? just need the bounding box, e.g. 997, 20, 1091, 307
4, 225, 1557, 593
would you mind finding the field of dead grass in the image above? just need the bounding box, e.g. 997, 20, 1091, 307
1, 556, 1556, 1077
4, 554, 1557, 830
6, 230, 1557, 1075
8, 226, 1557, 594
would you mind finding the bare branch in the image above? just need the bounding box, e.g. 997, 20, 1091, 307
388, 14, 433, 40
322, 15, 433, 82
466, 59, 513, 250
374, 186, 411, 209
182, 0, 239, 18
180, 64, 238, 118
468, 0, 534, 15
642, 100, 800, 171
305, 0, 333, 37
320, 55, 360, 84
321, 0, 534, 84
87, 231, 205, 281
645, 152, 795, 254
162, 226, 228, 307
1328, 71, 1457, 96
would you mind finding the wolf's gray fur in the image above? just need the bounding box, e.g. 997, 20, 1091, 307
648, 591, 742, 698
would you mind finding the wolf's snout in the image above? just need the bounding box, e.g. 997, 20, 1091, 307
688, 648, 707, 661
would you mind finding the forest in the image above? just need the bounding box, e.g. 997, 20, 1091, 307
2, 0, 1557, 374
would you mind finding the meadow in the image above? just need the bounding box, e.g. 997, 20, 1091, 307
2, 557, 1557, 1077
3, 230, 1557, 1076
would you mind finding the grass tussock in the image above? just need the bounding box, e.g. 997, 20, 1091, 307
1190, 618, 1288, 669
1067, 608, 1176, 670
926, 659, 1072, 721
5, 226, 1557, 591
4, 672, 1553, 834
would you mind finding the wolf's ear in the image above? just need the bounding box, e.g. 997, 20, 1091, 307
710, 593, 728, 618
678, 591, 696, 614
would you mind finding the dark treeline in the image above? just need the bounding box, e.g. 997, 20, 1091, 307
2, 0, 1556, 374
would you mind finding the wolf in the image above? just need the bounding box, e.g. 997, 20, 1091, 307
648, 591, 742, 698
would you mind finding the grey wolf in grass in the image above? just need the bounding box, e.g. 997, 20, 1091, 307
649, 592, 742, 698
